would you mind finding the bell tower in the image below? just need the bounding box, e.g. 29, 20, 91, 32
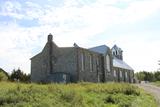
112, 45, 123, 60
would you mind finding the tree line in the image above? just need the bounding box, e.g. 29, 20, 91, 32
0, 68, 30, 83
135, 71, 160, 82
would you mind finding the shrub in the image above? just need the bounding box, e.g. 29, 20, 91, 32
0, 72, 8, 81
0, 82, 157, 107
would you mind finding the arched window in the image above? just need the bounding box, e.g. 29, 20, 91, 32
120, 71, 122, 78
125, 72, 128, 78
81, 53, 84, 71
114, 70, 116, 77
106, 54, 110, 72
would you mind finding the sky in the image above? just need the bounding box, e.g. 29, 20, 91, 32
0, 0, 160, 74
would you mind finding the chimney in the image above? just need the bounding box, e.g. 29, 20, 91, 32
48, 33, 53, 42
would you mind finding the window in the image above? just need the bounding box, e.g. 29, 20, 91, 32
63, 74, 67, 80
120, 71, 122, 78
81, 53, 84, 71
116, 51, 118, 55
113, 52, 115, 55
114, 70, 116, 77
89, 55, 93, 72
125, 72, 128, 78
106, 55, 110, 72
96, 57, 99, 65
62, 74, 67, 83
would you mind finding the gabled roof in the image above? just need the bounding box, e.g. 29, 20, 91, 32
113, 58, 134, 70
112, 44, 122, 51
89, 45, 109, 54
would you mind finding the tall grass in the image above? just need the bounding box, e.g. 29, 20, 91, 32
0, 82, 157, 107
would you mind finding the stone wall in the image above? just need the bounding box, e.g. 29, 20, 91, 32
31, 43, 50, 82
52, 47, 78, 82
31, 34, 134, 83
77, 48, 104, 82
103, 48, 114, 82
113, 67, 134, 83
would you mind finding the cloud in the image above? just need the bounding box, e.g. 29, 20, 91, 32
122, 0, 160, 23
0, 1, 24, 19
0, 0, 160, 73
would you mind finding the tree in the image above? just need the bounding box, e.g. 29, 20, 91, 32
10, 68, 30, 82
135, 71, 156, 82
154, 71, 160, 81
0, 72, 8, 81
0, 68, 8, 81
135, 72, 145, 81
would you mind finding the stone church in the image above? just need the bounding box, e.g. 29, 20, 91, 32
31, 34, 134, 83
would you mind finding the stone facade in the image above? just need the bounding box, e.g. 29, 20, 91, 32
31, 34, 134, 83
112, 45, 134, 83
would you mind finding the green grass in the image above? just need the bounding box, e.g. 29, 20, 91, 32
152, 81, 160, 87
0, 82, 157, 107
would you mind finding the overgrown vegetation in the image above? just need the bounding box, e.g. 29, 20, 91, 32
0, 82, 157, 107
0, 68, 30, 82
0, 68, 8, 81
0, 72, 8, 81
10, 68, 30, 82
135, 71, 160, 82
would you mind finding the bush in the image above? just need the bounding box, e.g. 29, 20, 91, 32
0, 72, 8, 81
0, 82, 157, 107
10, 69, 30, 82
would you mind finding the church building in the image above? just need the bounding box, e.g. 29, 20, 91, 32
31, 34, 134, 83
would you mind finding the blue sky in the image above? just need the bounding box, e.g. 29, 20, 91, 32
0, 0, 160, 73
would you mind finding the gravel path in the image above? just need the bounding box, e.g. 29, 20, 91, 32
137, 83, 160, 107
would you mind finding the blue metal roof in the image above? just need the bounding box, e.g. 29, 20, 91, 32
113, 58, 134, 70
89, 45, 109, 54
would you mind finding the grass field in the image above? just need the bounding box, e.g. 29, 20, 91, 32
0, 82, 157, 107
152, 81, 160, 87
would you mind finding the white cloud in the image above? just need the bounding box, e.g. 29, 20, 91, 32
0, 0, 160, 73
122, 0, 160, 23
0, 1, 24, 19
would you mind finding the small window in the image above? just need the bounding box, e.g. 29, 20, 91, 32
63, 74, 67, 80
116, 51, 118, 55
113, 52, 115, 55
62, 74, 67, 83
